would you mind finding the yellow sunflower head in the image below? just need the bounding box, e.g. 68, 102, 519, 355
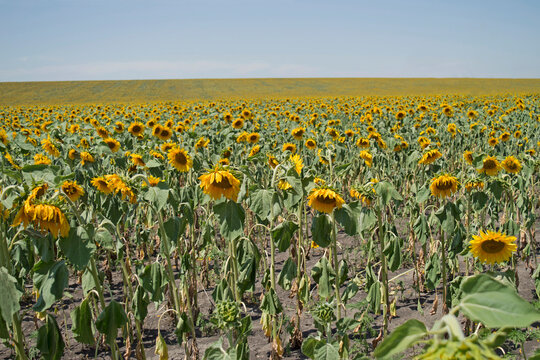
469, 230, 517, 264
130, 154, 145, 167
307, 187, 345, 214
104, 137, 120, 153
61, 180, 84, 202
463, 151, 474, 165
501, 156, 521, 174
418, 149, 442, 165
168, 148, 192, 172
305, 138, 317, 150
282, 143, 296, 153
232, 118, 244, 129
478, 156, 501, 176
430, 174, 459, 199
198, 166, 241, 201
128, 122, 145, 137
290, 154, 303, 175
291, 127, 305, 141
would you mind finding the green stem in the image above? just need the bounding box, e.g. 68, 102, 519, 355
331, 212, 342, 320
376, 207, 389, 335
441, 230, 448, 313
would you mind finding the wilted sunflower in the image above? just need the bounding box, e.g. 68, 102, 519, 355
130, 154, 145, 167
501, 155, 521, 174
430, 174, 459, 199
356, 138, 370, 148
142, 175, 162, 187
128, 122, 145, 137
418, 149, 442, 165
500, 132, 511, 142
13, 202, 70, 238
267, 154, 279, 169
488, 137, 498, 147
278, 179, 292, 190
249, 145, 261, 157
290, 154, 303, 175
34, 153, 51, 165
104, 137, 120, 153
478, 156, 501, 176
469, 230, 517, 264
168, 148, 192, 172
282, 143, 296, 153
61, 180, 84, 201
359, 150, 373, 167
463, 151, 474, 164
464, 180, 484, 192
198, 166, 241, 201
308, 187, 345, 214
195, 137, 210, 149
92, 176, 112, 194
41, 137, 60, 157
350, 187, 372, 206
291, 127, 305, 141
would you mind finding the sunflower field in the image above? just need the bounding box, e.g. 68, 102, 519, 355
0, 94, 539, 359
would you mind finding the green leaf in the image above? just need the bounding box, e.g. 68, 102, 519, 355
311, 214, 332, 248
335, 202, 361, 236
278, 258, 297, 291
260, 288, 283, 315
213, 200, 245, 241
144, 182, 170, 211
301, 336, 320, 359
373, 319, 427, 359
139, 262, 167, 304
311, 257, 334, 299
0, 267, 22, 325
37, 314, 65, 360
95, 227, 115, 250
133, 285, 150, 322
33, 261, 69, 312
374, 181, 402, 206
58, 226, 96, 271
472, 191, 488, 210
416, 186, 430, 204
359, 208, 377, 232
70, 298, 95, 345
458, 274, 540, 328
249, 189, 275, 221
271, 221, 298, 252
314, 342, 340, 360
95, 300, 128, 343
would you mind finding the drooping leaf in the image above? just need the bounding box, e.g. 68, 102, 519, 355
95, 300, 128, 343
0, 267, 22, 325
373, 319, 427, 359
311, 214, 332, 248
70, 298, 95, 345
36, 314, 65, 360
213, 200, 245, 241
33, 261, 69, 312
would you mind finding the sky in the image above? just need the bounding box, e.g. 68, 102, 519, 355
1, 0, 539, 81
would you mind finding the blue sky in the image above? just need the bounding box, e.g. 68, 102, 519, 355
1, 0, 539, 81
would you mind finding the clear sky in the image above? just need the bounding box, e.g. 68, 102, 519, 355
1, 0, 539, 81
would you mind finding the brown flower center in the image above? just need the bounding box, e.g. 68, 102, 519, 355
483, 160, 496, 169
214, 177, 232, 189
175, 152, 187, 165
481, 240, 506, 254
316, 195, 337, 205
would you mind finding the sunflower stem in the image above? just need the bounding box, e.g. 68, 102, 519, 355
331, 212, 342, 321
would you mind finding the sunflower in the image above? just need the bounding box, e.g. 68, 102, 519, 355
278, 179, 292, 190
292, 127, 305, 141
469, 230, 517, 264
97, 126, 109, 138
463, 151, 474, 164
34, 153, 51, 165
417, 136, 431, 149
198, 166, 241, 201
114, 121, 125, 133
104, 137, 120, 153
447, 123, 457, 137
418, 149, 442, 165
128, 122, 145, 137
500, 132, 510, 142
488, 137, 498, 147
4, 152, 20, 169
92, 177, 112, 194
195, 137, 210, 150
247, 132, 260, 144
430, 174, 459, 199
300, 138, 315, 151
142, 176, 162, 187
13, 203, 70, 238
157, 127, 172, 141
267, 154, 279, 169
131, 154, 145, 167
219, 158, 230, 165
282, 143, 296, 153
464, 180, 484, 192
308, 187, 345, 214
356, 138, 370, 148
478, 156, 501, 176
152, 124, 163, 137
290, 154, 303, 175
249, 145, 261, 157
232, 118, 244, 129
61, 180, 84, 201
349, 187, 372, 206
359, 150, 373, 167
0, 129, 8, 145
41, 137, 60, 157
501, 156, 521, 174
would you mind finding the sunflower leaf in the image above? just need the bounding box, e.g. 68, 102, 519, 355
458, 274, 540, 328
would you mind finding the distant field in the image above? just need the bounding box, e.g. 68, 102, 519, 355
1, 78, 540, 105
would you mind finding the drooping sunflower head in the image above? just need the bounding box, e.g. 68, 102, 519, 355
249, 145, 261, 158
198, 166, 241, 201
290, 154, 303, 175
34, 153, 51, 165
463, 151, 474, 165
61, 180, 84, 202
469, 230, 517, 264
430, 174, 459, 199
307, 187, 345, 214
168, 148, 192, 172
92, 176, 113, 194
130, 154, 145, 167
356, 138, 370, 148
267, 154, 279, 169
418, 149, 442, 165
291, 127, 305, 141
359, 150, 373, 167
478, 156, 501, 176
501, 155, 521, 174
